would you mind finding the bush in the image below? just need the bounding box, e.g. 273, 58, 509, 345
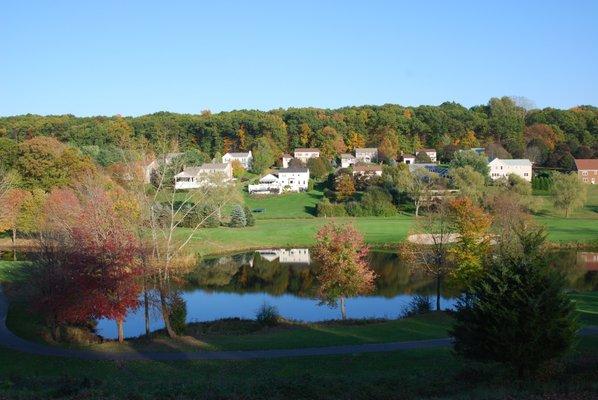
307, 157, 332, 179
229, 205, 247, 227
243, 206, 255, 226
360, 187, 397, 216
316, 198, 347, 217
169, 293, 187, 335
255, 303, 281, 327
181, 204, 220, 228
402, 295, 432, 318
451, 232, 577, 376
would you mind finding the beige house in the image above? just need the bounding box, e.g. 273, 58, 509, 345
355, 148, 378, 163
352, 164, 383, 177
488, 158, 532, 182
575, 159, 598, 184
174, 163, 233, 189
294, 148, 320, 163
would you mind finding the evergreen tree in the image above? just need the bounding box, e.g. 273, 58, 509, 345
229, 205, 246, 227
244, 206, 255, 226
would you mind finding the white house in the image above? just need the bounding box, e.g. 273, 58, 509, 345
352, 164, 383, 177
174, 163, 233, 189
355, 148, 378, 163
144, 152, 183, 183
416, 149, 437, 163
248, 167, 310, 194
340, 153, 357, 168
222, 151, 253, 169
282, 154, 293, 168
294, 148, 320, 163
401, 154, 416, 164
488, 158, 533, 182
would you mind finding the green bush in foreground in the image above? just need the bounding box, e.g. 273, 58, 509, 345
255, 303, 281, 326
451, 230, 578, 376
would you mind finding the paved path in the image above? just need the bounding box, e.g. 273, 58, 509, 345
1, 287, 596, 361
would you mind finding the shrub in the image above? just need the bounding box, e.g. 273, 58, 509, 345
307, 157, 331, 179
244, 206, 255, 226
182, 204, 220, 228
316, 198, 347, 217
451, 233, 577, 377
255, 303, 281, 327
169, 294, 187, 335
229, 205, 247, 227
360, 187, 396, 216
402, 295, 432, 318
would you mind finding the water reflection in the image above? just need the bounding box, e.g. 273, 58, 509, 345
77, 248, 598, 339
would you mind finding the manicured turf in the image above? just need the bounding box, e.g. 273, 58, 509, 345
0, 337, 597, 399
184, 216, 414, 255
244, 189, 324, 219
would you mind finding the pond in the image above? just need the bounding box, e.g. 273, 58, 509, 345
95, 248, 598, 339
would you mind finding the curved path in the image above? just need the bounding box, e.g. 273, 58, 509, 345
1, 288, 596, 361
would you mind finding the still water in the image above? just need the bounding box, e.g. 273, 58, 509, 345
96, 248, 598, 339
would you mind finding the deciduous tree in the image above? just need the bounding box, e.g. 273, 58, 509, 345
551, 172, 587, 217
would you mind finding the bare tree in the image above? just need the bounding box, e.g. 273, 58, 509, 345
117, 141, 239, 338
402, 200, 455, 311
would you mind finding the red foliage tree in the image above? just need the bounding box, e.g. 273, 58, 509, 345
312, 222, 376, 319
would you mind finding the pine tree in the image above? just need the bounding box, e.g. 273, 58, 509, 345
244, 206, 255, 226
229, 205, 246, 228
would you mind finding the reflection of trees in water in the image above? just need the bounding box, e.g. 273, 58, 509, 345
182, 249, 597, 298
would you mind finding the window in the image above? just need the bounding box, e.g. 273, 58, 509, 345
582, 171, 588, 176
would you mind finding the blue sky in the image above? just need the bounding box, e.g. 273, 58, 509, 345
1, 1, 597, 116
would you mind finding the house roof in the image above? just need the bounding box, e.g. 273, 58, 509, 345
355, 148, 378, 153
282, 153, 293, 158
416, 148, 436, 153
278, 166, 309, 174
575, 159, 598, 171
353, 164, 383, 172
224, 152, 251, 157
489, 158, 532, 166
294, 148, 319, 153
341, 153, 356, 159
402, 154, 415, 158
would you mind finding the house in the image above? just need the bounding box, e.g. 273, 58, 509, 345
222, 151, 253, 169
401, 154, 416, 164
248, 166, 310, 194
355, 148, 378, 163
488, 158, 532, 182
144, 152, 183, 183
256, 248, 311, 264
409, 163, 449, 177
574, 159, 598, 184
282, 154, 293, 168
174, 163, 233, 189
294, 148, 320, 163
352, 164, 383, 177
340, 153, 357, 168
416, 148, 437, 163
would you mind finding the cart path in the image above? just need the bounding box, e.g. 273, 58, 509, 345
1, 287, 596, 361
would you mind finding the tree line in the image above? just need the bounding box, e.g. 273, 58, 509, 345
1, 97, 596, 174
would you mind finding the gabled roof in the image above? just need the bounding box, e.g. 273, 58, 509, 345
278, 166, 309, 174
294, 148, 320, 153
341, 153, 356, 159
489, 158, 532, 166
575, 159, 598, 170
199, 163, 230, 170
282, 153, 293, 158
355, 147, 378, 153
416, 148, 436, 153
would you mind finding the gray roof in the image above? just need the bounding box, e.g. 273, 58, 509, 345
341, 153, 356, 159
355, 148, 378, 153
278, 166, 309, 174
294, 148, 319, 153
225, 152, 251, 157
199, 163, 230, 170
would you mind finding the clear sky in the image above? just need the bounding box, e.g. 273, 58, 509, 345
1, 0, 597, 116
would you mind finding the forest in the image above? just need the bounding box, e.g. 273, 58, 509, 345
0, 97, 596, 175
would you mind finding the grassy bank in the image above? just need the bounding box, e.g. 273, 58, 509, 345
0, 337, 597, 399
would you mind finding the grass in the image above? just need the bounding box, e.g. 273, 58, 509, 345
244, 189, 324, 219
184, 216, 414, 255
0, 337, 597, 399
570, 291, 598, 326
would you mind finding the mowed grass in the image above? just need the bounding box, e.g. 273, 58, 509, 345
184, 216, 414, 255
244, 189, 323, 219
0, 337, 597, 399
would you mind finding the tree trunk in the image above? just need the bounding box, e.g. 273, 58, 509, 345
11, 228, 16, 247
159, 289, 177, 338
144, 289, 150, 336
436, 275, 441, 311
340, 296, 347, 320
415, 202, 420, 217
116, 318, 125, 343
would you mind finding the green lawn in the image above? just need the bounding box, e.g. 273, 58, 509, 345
244, 189, 323, 219
0, 337, 597, 399
570, 291, 598, 326
185, 216, 414, 255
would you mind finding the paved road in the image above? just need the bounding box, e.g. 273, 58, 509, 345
0, 287, 596, 361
